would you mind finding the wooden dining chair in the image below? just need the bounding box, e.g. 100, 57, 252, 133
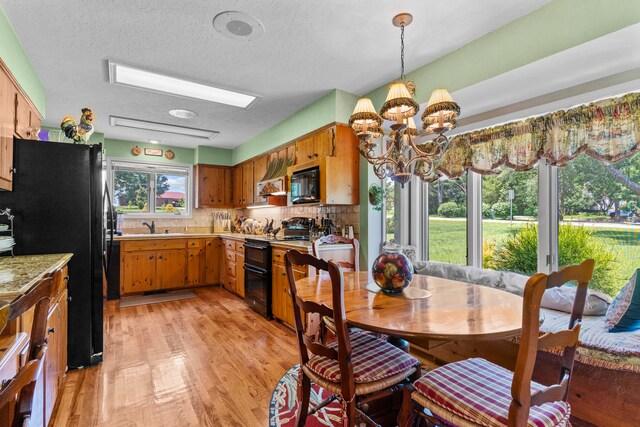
285, 251, 421, 427
312, 234, 360, 271
399, 259, 594, 427
0, 275, 55, 427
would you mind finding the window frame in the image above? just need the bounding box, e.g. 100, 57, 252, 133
106, 157, 194, 218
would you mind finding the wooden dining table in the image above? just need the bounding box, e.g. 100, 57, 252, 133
295, 271, 524, 346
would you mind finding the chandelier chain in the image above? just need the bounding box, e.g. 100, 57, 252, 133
400, 24, 405, 80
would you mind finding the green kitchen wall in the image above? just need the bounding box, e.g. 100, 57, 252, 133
231, 89, 359, 165
101, 139, 232, 166
0, 6, 45, 116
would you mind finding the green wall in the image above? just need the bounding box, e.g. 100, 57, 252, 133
366, 0, 640, 107
194, 145, 232, 166
0, 7, 45, 116
104, 138, 195, 164
231, 89, 359, 164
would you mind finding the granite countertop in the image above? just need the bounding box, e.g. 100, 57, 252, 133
0, 254, 73, 301
115, 233, 353, 251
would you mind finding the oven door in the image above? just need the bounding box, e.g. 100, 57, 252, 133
244, 264, 272, 318
291, 167, 320, 204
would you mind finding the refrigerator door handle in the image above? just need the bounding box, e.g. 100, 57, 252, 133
103, 181, 114, 275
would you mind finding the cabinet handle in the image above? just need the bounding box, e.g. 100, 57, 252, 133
48, 327, 55, 334
314, 153, 318, 157
307, 155, 312, 159
149, 255, 154, 260
9, 168, 16, 174
64, 275, 70, 282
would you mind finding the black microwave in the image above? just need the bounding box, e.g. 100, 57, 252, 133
290, 166, 320, 204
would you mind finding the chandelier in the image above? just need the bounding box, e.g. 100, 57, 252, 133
349, 13, 461, 188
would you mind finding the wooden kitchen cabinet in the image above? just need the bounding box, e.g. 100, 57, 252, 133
120, 238, 220, 295
232, 165, 243, 207
205, 238, 221, 284
156, 250, 187, 289
195, 164, 231, 208
0, 60, 43, 191
295, 127, 335, 165
252, 156, 267, 203
122, 252, 156, 293
242, 161, 254, 206
271, 247, 308, 328
220, 238, 245, 298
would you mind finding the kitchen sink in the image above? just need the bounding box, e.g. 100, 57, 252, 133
120, 233, 190, 238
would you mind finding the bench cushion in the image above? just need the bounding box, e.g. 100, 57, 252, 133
606, 269, 640, 332
414, 358, 570, 427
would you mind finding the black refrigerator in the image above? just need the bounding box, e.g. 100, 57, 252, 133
0, 138, 104, 368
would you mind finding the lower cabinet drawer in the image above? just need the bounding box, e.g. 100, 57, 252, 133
225, 276, 236, 291
225, 249, 236, 262
272, 248, 287, 264
226, 260, 236, 278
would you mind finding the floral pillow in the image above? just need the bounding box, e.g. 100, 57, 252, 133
605, 269, 640, 332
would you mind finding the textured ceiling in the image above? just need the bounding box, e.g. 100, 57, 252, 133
1, 0, 554, 148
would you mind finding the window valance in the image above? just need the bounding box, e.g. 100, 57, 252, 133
421, 92, 640, 182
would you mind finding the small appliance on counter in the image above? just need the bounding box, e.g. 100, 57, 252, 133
281, 217, 312, 240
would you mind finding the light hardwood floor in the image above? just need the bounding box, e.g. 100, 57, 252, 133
51, 287, 299, 426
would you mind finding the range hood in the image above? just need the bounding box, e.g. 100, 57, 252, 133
256, 153, 294, 197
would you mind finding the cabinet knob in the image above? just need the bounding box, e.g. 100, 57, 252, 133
149, 255, 154, 260
307, 155, 312, 159
48, 327, 55, 334
314, 153, 318, 157
9, 167, 16, 174
64, 275, 70, 282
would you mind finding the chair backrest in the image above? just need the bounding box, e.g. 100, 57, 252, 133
285, 252, 356, 394
312, 234, 360, 271
509, 259, 594, 426
0, 276, 54, 427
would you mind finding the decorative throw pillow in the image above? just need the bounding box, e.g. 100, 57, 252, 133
541, 286, 612, 316
605, 269, 640, 332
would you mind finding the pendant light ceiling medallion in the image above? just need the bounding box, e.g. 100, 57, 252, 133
349, 13, 461, 188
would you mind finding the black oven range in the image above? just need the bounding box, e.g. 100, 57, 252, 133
243, 239, 272, 318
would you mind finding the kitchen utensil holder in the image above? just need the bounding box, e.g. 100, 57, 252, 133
0, 208, 15, 257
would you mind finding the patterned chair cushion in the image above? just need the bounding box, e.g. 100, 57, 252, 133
414, 358, 570, 427
305, 331, 418, 384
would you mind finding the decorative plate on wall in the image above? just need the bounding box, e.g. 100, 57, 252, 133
131, 146, 141, 156
165, 150, 175, 160
369, 184, 384, 211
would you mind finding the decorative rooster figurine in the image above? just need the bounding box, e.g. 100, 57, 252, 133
60, 108, 94, 144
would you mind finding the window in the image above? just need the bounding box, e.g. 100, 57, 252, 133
383, 178, 401, 243
428, 173, 467, 264
109, 159, 192, 216
557, 153, 640, 295
482, 167, 538, 273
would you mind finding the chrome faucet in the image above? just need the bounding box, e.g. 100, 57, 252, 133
142, 221, 155, 234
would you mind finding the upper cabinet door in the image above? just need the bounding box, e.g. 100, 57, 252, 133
0, 69, 14, 190
242, 161, 254, 205
313, 127, 335, 158
14, 92, 32, 139
252, 156, 267, 203
295, 135, 314, 164
195, 165, 231, 208
232, 165, 243, 207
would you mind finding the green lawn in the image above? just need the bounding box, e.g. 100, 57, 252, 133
426, 218, 639, 292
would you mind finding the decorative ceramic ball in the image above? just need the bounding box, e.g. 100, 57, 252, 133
372, 248, 413, 293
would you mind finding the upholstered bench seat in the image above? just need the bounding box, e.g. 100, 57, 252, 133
413, 358, 571, 427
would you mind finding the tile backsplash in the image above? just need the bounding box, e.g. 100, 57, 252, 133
120, 205, 359, 237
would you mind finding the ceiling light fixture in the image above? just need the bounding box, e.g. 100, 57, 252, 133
169, 109, 198, 119
349, 13, 461, 188
109, 116, 218, 140
148, 139, 161, 144
108, 61, 259, 108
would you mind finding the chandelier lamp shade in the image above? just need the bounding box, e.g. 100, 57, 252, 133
349, 13, 461, 187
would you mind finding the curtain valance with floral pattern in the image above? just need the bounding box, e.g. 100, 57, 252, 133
422, 92, 640, 182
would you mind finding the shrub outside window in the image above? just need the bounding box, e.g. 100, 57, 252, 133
109, 159, 192, 217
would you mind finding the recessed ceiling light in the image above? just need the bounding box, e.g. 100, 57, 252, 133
213, 11, 265, 42
109, 116, 218, 140
108, 60, 259, 108
169, 109, 198, 119
148, 139, 161, 144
